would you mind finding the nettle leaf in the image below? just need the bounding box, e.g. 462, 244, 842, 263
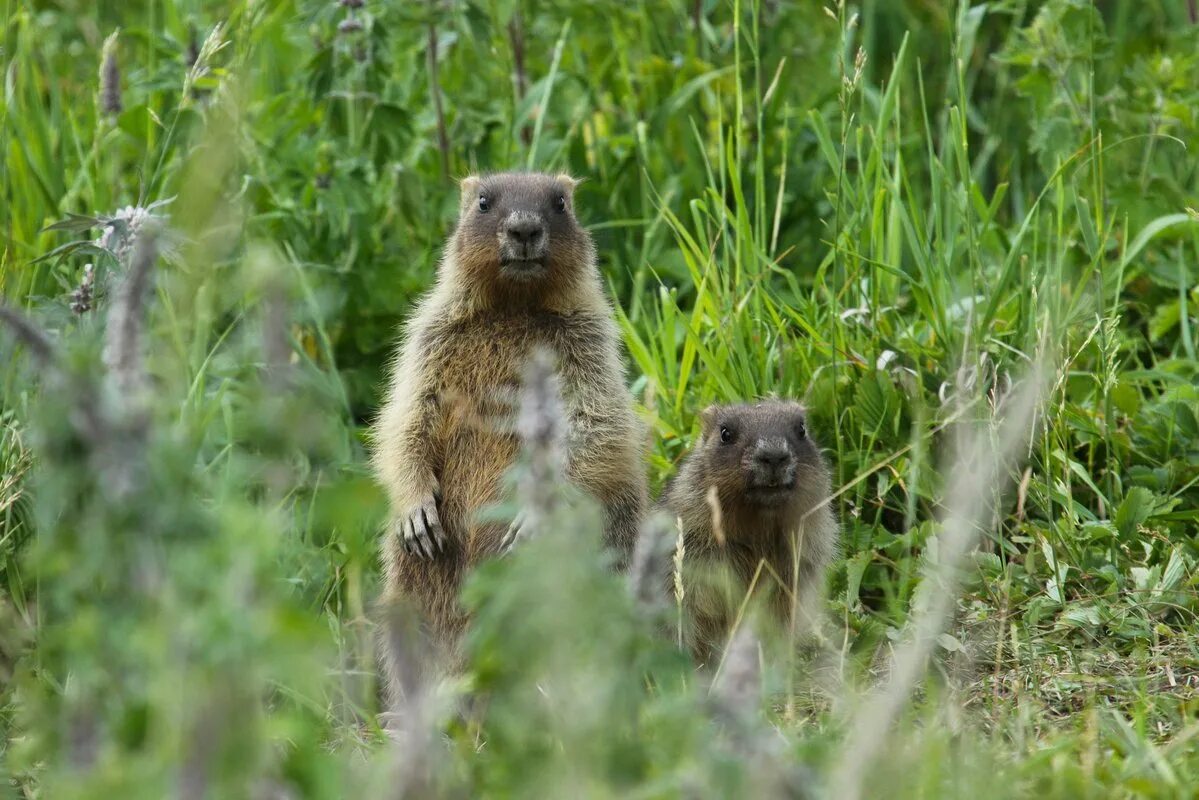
1158, 547, 1188, 593
29, 241, 109, 265
1130, 566, 1156, 593
1025, 596, 1054, 627
844, 551, 871, 612
1169, 400, 1199, 440
1114, 486, 1155, 538
1110, 383, 1141, 417
1057, 604, 1102, 629
853, 371, 900, 438
1039, 535, 1061, 578
936, 633, 964, 652
1148, 301, 1181, 342
41, 212, 104, 233
1081, 521, 1118, 543
1125, 464, 1168, 492
971, 551, 1003, 576
1060, 450, 1110, 509
1107, 614, 1152, 642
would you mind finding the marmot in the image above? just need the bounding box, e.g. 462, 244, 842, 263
660, 401, 838, 664
372, 171, 647, 703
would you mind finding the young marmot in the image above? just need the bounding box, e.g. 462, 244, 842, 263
660, 401, 838, 664
372, 172, 647, 700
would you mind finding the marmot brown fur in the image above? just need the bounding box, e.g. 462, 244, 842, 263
372, 171, 647, 704
660, 401, 838, 664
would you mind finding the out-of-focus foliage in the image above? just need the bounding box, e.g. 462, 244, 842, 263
2, 0, 1198, 796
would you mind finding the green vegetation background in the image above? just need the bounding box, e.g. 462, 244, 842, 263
2, 0, 1198, 796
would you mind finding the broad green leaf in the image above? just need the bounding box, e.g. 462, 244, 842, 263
1114, 487, 1155, 539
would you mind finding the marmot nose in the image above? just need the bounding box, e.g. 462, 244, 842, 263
504, 216, 545, 245
752, 444, 792, 469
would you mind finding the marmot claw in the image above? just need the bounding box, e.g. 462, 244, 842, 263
501, 510, 527, 555
400, 497, 445, 559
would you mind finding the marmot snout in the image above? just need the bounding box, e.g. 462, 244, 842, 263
698, 403, 827, 516
451, 172, 595, 297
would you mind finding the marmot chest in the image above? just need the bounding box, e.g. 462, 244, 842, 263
425, 312, 592, 424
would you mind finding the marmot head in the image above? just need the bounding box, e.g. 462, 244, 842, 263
696, 401, 827, 512
449, 172, 595, 304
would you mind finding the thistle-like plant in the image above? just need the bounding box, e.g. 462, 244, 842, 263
40, 199, 174, 267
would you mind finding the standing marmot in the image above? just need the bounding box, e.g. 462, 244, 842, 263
660, 401, 838, 664
372, 172, 647, 702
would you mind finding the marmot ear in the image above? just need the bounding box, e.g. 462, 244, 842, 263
458, 175, 481, 208
698, 405, 721, 434
555, 173, 583, 195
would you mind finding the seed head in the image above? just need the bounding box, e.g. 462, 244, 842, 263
183, 24, 226, 102
70, 264, 96, 315
672, 516, 686, 605
672, 516, 686, 646
99, 30, 123, 116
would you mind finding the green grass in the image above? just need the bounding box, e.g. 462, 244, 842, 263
2, 0, 1199, 797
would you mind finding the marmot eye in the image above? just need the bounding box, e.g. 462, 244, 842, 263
478, 195, 491, 213
719, 426, 734, 444
553, 195, 567, 214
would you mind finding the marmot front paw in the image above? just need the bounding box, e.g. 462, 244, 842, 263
398, 497, 446, 559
